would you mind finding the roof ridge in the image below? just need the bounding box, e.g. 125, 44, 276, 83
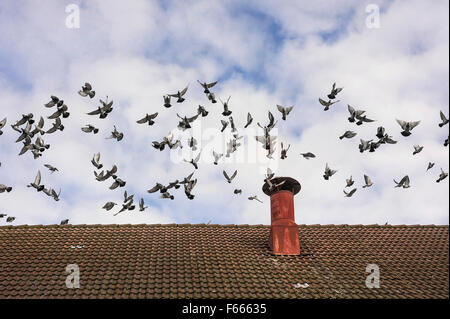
0, 223, 448, 229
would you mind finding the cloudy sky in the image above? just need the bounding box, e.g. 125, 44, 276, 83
0, 0, 448, 226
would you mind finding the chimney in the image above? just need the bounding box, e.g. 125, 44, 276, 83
263, 177, 301, 255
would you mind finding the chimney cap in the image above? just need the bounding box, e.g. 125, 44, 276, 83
262, 176, 301, 196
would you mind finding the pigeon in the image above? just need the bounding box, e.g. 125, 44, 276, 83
280, 143, 290, 159
31, 117, 46, 136
359, 139, 372, 153
234, 189, 242, 195
18, 136, 32, 156
436, 169, 448, 183
220, 120, 228, 132
327, 82, 343, 99
44, 96, 60, 108
248, 195, 263, 203
87, 96, 114, 119
212, 151, 223, 165
81, 124, 99, 134
6, 217, 15, 223
109, 177, 126, 190
355, 113, 375, 126
444, 136, 449, 147
46, 118, 64, 134
167, 180, 181, 190
16, 122, 34, 142
60, 219, 69, 225
394, 175, 410, 188
78, 82, 95, 98
265, 178, 286, 193
345, 176, 354, 187
91, 153, 103, 170
48, 103, 69, 119
379, 134, 397, 144
188, 137, 198, 151
347, 105, 366, 123
265, 167, 275, 181
223, 170, 237, 183
207, 92, 217, 103
439, 111, 449, 127
427, 162, 435, 171
362, 175, 373, 188
376, 126, 385, 139
413, 145, 424, 155
50, 189, 61, 201
17, 113, 35, 126
163, 95, 172, 108
147, 183, 165, 194
300, 152, 316, 159
184, 178, 198, 200
277, 105, 294, 120
137, 113, 158, 126
229, 116, 237, 132
220, 96, 232, 116
0, 214, 6, 218
123, 191, 134, 203
177, 113, 199, 130
369, 141, 381, 152
161, 191, 175, 200
0, 117, 7, 136
169, 86, 188, 103
319, 98, 339, 111
115, 199, 136, 216
323, 163, 337, 180
343, 188, 357, 197
184, 151, 202, 169
0, 184, 12, 193
102, 202, 117, 211
339, 131, 357, 140
139, 198, 147, 211
396, 119, 420, 136
106, 126, 123, 141
197, 105, 209, 117
28, 170, 44, 192
197, 80, 217, 94
44, 164, 58, 173
244, 113, 253, 128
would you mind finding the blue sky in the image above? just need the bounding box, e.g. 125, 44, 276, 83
0, 0, 448, 226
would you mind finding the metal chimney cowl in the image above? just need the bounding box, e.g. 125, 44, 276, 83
263, 177, 301, 255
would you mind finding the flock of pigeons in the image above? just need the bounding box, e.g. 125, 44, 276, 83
0, 80, 449, 224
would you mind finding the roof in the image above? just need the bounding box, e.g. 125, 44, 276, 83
0, 223, 448, 299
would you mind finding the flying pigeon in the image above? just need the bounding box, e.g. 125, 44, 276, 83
277, 105, 294, 121
184, 178, 198, 200
300, 152, 316, 159
207, 92, 217, 103
439, 111, 449, 127
280, 143, 290, 159
28, 170, 44, 192
0, 117, 6, 135
91, 153, 103, 169
359, 139, 373, 153
223, 170, 237, 183
102, 202, 117, 211
188, 137, 198, 151
17, 113, 35, 126
220, 120, 228, 132
46, 118, 64, 134
168, 86, 188, 103
31, 117, 46, 136
376, 126, 385, 139
6, 217, 15, 223
436, 169, 448, 183
362, 175, 373, 188
0, 184, 12, 193
355, 113, 375, 126
160, 192, 175, 200
44, 96, 60, 108
60, 219, 69, 225
212, 151, 223, 165
197, 80, 217, 94
48, 103, 69, 119
323, 163, 337, 180
444, 136, 449, 147
44, 164, 58, 173
197, 105, 209, 117
87, 96, 114, 119
234, 189, 242, 195
177, 113, 199, 130
106, 126, 123, 141
339, 131, 357, 140
319, 98, 340, 111
137, 113, 158, 126
229, 116, 237, 132
244, 113, 253, 128
139, 198, 147, 211
163, 95, 172, 108
327, 82, 343, 99
220, 96, 232, 116
81, 124, 99, 134
396, 119, 420, 137
343, 188, 357, 197
248, 195, 263, 203
412, 145, 424, 155
184, 151, 202, 169
345, 176, 354, 187
109, 177, 126, 190
369, 141, 381, 152
78, 82, 95, 98
394, 175, 410, 188
427, 162, 435, 171
0, 214, 7, 218
347, 105, 366, 123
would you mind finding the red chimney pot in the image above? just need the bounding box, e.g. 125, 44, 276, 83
263, 177, 301, 255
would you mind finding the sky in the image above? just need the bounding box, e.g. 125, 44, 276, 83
0, 0, 448, 226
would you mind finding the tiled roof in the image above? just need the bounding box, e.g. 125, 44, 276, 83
0, 223, 448, 299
